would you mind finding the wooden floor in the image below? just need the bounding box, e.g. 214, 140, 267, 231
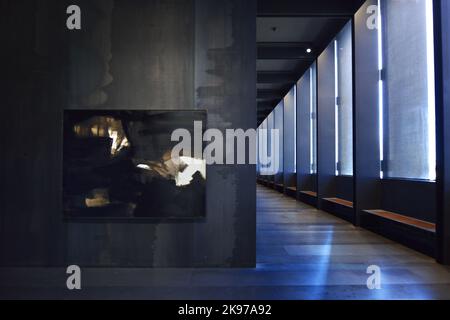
1, 184, 450, 299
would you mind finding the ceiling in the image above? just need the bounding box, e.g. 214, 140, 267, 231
256, 0, 366, 125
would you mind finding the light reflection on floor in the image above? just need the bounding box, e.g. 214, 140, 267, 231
1, 185, 450, 300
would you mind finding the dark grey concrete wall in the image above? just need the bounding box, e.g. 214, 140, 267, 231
0, 0, 256, 267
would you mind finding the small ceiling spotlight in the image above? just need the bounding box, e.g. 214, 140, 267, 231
306, 48, 312, 53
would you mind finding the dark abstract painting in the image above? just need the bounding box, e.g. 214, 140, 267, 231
63, 110, 206, 219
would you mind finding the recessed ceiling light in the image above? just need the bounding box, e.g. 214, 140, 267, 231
306, 48, 312, 53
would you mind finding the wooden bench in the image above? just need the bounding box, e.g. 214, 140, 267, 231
361, 209, 436, 257
298, 190, 318, 207
364, 210, 436, 233
323, 197, 353, 208
321, 197, 354, 223
300, 191, 317, 198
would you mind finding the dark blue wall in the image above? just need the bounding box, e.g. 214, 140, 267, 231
437, 0, 450, 263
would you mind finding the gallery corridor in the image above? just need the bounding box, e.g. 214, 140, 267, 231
255, 185, 450, 299
3, 0, 450, 303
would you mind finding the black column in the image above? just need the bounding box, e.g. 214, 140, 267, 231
317, 41, 337, 205
354, 0, 382, 226
437, 0, 450, 264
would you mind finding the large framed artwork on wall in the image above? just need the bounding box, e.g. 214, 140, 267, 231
63, 110, 206, 220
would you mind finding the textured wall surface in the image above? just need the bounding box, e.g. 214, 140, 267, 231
0, 0, 256, 267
